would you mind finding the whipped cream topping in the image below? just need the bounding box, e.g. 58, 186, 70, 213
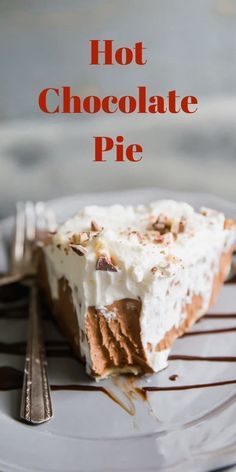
43, 200, 236, 376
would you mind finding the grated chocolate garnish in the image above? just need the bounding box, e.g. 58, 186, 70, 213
96, 256, 118, 272
69, 244, 87, 256
91, 220, 101, 232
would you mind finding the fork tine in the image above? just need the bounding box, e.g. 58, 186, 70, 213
35, 202, 57, 240
35, 202, 47, 237
25, 201, 36, 242
11, 202, 26, 274
7, 201, 56, 285
23, 201, 36, 270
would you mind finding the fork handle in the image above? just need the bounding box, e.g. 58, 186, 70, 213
20, 283, 53, 424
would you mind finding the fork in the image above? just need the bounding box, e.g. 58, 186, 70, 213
0, 202, 56, 286
3, 201, 56, 424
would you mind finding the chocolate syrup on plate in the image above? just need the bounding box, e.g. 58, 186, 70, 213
142, 379, 236, 392
225, 274, 236, 284
0, 280, 236, 413
1, 366, 235, 397
0, 366, 23, 391
204, 313, 236, 319
0, 367, 135, 415
183, 326, 236, 336
51, 384, 134, 414
169, 354, 236, 362
169, 374, 178, 381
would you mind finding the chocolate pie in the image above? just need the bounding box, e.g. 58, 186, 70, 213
38, 200, 236, 379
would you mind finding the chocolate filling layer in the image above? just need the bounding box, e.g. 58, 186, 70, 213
86, 300, 152, 376
38, 251, 82, 359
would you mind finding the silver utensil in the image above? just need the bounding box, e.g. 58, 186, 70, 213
0, 202, 56, 286
6, 201, 56, 424
20, 284, 53, 424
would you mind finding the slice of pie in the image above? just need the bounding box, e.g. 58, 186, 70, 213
38, 200, 236, 379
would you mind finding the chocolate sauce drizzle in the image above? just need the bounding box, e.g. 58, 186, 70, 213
0, 279, 236, 411
203, 313, 236, 319
0, 366, 134, 415
0, 367, 23, 391
169, 374, 178, 381
183, 326, 236, 336
142, 379, 236, 392
169, 354, 236, 362
51, 384, 134, 414
1, 367, 235, 399
225, 273, 236, 285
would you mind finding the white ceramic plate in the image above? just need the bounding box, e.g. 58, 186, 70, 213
0, 188, 236, 472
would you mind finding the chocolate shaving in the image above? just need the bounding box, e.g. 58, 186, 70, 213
153, 214, 186, 236
96, 256, 118, 272
152, 214, 171, 234
69, 244, 87, 256
70, 232, 90, 245
91, 220, 101, 232
179, 219, 186, 233
169, 374, 178, 381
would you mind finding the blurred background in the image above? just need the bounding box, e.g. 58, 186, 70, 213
0, 0, 236, 218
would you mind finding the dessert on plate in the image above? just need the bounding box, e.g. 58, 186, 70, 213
38, 200, 236, 379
